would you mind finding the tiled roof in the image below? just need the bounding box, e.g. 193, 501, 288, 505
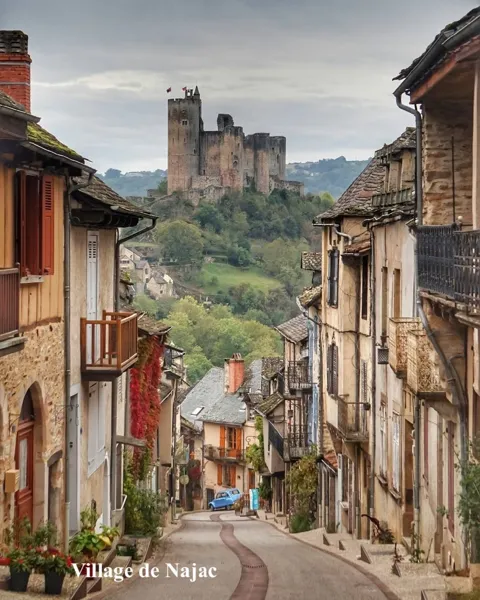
0, 90, 29, 113
262, 357, 283, 380
244, 357, 283, 396
375, 127, 416, 158
74, 174, 155, 219
394, 8, 480, 90
119, 304, 170, 337
301, 252, 322, 271
275, 314, 308, 343
180, 367, 225, 423
201, 393, 246, 426
343, 232, 371, 255
299, 285, 322, 308
27, 122, 85, 162
256, 391, 284, 416
315, 157, 385, 221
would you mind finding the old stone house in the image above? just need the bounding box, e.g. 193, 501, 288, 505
146, 270, 175, 300
180, 356, 258, 507
393, 7, 480, 570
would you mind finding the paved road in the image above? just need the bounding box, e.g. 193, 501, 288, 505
110, 512, 392, 600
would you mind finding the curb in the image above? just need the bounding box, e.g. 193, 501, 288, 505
251, 517, 402, 600
86, 518, 185, 600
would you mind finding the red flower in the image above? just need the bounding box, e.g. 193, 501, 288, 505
0, 557, 10, 566
66, 557, 72, 568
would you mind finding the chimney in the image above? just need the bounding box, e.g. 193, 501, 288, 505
224, 353, 245, 394
0, 31, 31, 112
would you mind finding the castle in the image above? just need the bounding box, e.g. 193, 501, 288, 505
167, 87, 303, 203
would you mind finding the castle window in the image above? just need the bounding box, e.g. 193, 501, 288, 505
182, 120, 188, 126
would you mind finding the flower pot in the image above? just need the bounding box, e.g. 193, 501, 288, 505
9, 570, 30, 592
45, 572, 65, 595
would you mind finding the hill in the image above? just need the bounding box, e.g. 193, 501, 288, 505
98, 156, 369, 199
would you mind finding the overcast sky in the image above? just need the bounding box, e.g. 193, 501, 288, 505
1, 0, 477, 173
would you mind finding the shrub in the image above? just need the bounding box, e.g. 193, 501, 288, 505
290, 513, 312, 534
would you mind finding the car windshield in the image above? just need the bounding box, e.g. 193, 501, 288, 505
216, 492, 226, 498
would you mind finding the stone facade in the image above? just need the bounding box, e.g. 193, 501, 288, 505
168, 88, 303, 200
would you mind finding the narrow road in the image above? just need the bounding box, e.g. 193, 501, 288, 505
110, 512, 393, 600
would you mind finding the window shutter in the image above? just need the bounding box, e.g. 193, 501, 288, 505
40, 175, 55, 275
98, 384, 105, 454
327, 250, 332, 304
361, 361, 367, 404
18, 172, 28, 275
230, 466, 236, 487
326, 343, 332, 394
332, 248, 339, 306
235, 428, 242, 451
217, 464, 222, 486
24, 176, 41, 276
219, 426, 226, 448
332, 343, 338, 396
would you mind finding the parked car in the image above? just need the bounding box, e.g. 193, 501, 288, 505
208, 488, 241, 511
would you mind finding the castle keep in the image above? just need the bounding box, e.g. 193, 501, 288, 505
167, 87, 303, 201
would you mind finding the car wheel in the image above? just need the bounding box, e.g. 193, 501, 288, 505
210, 505, 214, 511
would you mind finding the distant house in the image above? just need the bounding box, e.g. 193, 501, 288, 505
146, 271, 175, 299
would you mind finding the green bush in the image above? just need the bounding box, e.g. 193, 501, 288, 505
290, 513, 312, 534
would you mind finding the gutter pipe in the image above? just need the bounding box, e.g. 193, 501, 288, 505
368, 228, 376, 541
64, 170, 95, 551
111, 216, 157, 520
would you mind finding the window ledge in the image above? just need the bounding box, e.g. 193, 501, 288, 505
389, 488, 402, 503
0, 336, 25, 356
377, 474, 388, 487
340, 501, 349, 511
21, 275, 44, 285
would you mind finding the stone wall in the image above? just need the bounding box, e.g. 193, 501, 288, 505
422, 99, 473, 225
269, 176, 304, 196
0, 321, 65, 533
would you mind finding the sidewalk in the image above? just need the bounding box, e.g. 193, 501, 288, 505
256, 510, 448, 600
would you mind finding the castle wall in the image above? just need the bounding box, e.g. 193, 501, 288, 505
200, 131, 221, 177
269, 176, 304, 196
269, 136, 286, 179
168, 95, 201, 194
244, 136, 255, 187
219, 126, 244, 191
253, 133, 271, 195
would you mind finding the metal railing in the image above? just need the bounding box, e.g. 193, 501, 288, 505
287, 361, 311, 389
286, 424, 308, 448
0, 266, 20, 341
204, 445, 245, 462
268, 421, 284, 460
417, 224, 458, 297
337, 397, 368, 442
455, 230, 480, 314
81, 310, 138, 376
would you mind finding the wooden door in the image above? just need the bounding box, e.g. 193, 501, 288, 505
15, 421, 34, 525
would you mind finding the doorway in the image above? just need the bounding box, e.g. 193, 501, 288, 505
15, 391, 35, 524
86, 231, 99, 364
67, 392, 80, 533
403, 421, 414, 536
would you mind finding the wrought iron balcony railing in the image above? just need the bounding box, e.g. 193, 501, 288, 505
337, 397, 368, 443
455, 230, 480, 315
0, 266, 20, 342
388, 317, 421, 376
204, 445, 245, 462
285, 425, 310, 460
268, 421, 284, 460
287, 361, 312, 390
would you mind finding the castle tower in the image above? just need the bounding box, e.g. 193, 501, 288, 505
167, 87, 202, 194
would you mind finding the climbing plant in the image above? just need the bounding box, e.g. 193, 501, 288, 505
457, 438, 480, 563
286, 447, 317, 531
129, 337, 163, 480
246, 416, 266, 472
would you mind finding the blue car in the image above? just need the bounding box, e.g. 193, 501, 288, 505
208, 488, 242, 511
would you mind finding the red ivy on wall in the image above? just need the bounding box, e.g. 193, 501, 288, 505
129, 337, 163, 479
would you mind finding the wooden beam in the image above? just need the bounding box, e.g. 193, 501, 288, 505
116, 435, 146, 448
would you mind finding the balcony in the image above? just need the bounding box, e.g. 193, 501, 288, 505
417, 224, 457, 297
204, 445, 245, 462
284, 425, 309, 460
388, 317, 421, 376
454, 230, 480, 315
406, 329, 443, 395
268, 421, 284, 460
337, 397, 368, 443
372, 187, 413, 209
287, 361, 312, 390
0, 267, 20, 342
81, 311, 138, 381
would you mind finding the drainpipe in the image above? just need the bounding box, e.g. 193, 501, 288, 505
63, 170, 95, 552
368, 229, 376, 541
111, 217, 157, 522
354, 262, 361, 538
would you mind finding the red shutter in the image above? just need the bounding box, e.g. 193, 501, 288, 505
25, 176, 41, 276
18, 172, 27, 275
40, 175, 55, 275
235, 428, 242, 451
217, 464, 222, 486
219, 426, 226, 448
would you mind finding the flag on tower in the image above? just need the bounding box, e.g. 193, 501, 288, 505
166, 87, 172, 93
182, 86, 187, 92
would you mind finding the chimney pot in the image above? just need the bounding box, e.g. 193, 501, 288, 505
224, 354, 245, 394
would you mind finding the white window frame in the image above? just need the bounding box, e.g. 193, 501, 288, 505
380, 403, 387, 476
392, 412, 401, 492
88, 383, 106, 476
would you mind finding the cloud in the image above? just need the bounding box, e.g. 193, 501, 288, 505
2, 0, 477, 172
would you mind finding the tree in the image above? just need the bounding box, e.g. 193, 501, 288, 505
155, 221, 204, 266
157, 179, 168, 195
185, 351, 213, 383
132, 294, 158, 317
194, 204, 224, 233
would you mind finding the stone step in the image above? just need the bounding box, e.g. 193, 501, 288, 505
109, 555, 133, 572
421, 591, 446, 600
323, 532, 351, 547
360, 543, 407, 565
393, 561, 441, 578
86, 577, 102, 594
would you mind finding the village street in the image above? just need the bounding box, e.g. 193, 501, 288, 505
109, 513, 393, 600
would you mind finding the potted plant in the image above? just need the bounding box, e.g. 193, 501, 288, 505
6, 548, 32, 592
69, 530, 106, 569
98, 526, 119, 549
37, 548, 74, 595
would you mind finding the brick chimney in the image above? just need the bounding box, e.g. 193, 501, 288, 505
224, 354, 245, 394
0, 31, 31, 112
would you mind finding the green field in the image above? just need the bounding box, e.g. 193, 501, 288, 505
198, 263, 281, 295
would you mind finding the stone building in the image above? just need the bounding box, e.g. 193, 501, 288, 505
167, 88, 303, 201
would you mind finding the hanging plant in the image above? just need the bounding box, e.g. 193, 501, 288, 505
129, 337, 164, 480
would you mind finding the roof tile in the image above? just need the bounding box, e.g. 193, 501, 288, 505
275, 314, 308, 343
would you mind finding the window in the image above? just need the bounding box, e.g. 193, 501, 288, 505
361, 256, 369, 320
381, 267, 389, 341
327, 247, 339, 307
219, 465, 236, 487
393, 269, 401, 319
326, 341, 338, 396
392, 412, 401, 492
14, 172, 55, 276
191, 407, 204, 417
87, 383, 106, 476
181, 119, 188, 126
380, 400, 387, 476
